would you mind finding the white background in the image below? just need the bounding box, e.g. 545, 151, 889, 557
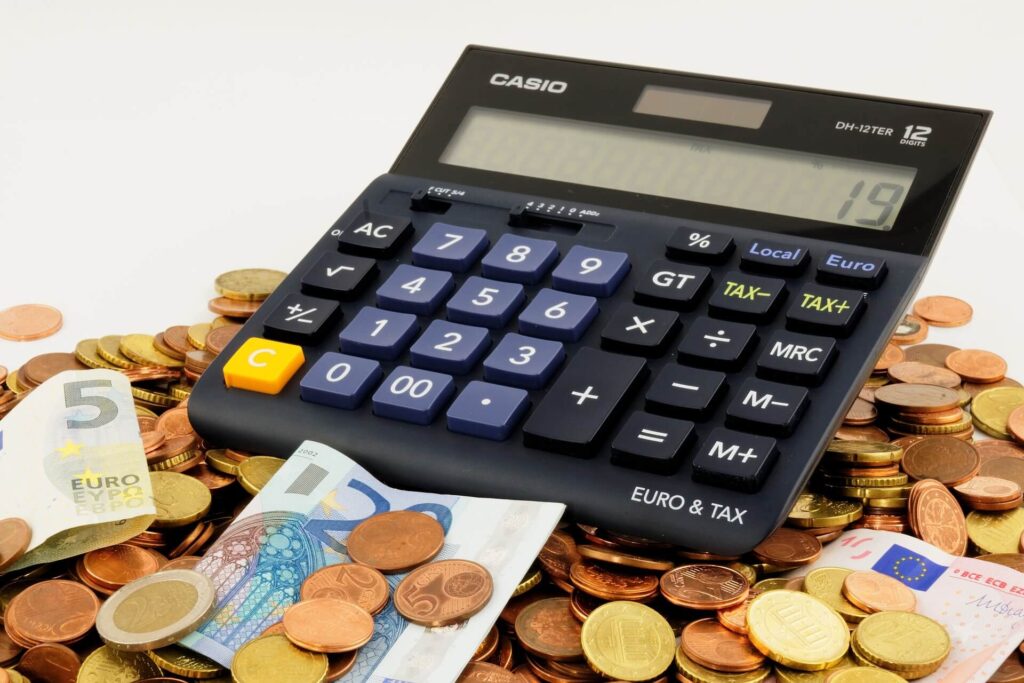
1, 1, 1022, 373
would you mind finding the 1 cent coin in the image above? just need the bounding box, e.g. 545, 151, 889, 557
841, 571, 916, 613
0, 304, 63, 341
913, 295, 973, 327
873, 384, 960, 413
282, 598, 374, 653
394, 559, 493, 627
901, 437, 980, 485
751, 528, 822, 566
0, 518, 31, 572
681, 618, 765, 673
514, 597, 582, 661
945, 349, 1008, 383
300, 564, 389, 615
346, 510, 445, 573
660, 564, 749, 610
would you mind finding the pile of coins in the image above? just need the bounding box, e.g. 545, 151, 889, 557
2, 287, 1024, 682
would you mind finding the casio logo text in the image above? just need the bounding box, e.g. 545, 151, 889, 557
489, 73, 567, 93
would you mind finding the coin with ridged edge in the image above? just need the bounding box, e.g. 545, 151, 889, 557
96, 570, 216, 651
149, 472, 212, 528
787, 493, 863, 529
214, 268, 287, 301
802, 568, 869, 623
231, 634, 327, 683
514, 597, 583, 661
852, 611, 950, 676
746, 590, 849, 671
76, 645, 163, 683
966, 508, 1024, 554
826, 667, 908, 682
237, 456, 286, 496
146, 644, 225, 679
674, 644, 771, 683
581, 601, 675, 681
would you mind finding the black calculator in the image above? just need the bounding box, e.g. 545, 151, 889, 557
189, 47, 988, 554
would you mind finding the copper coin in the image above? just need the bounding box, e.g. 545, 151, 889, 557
873, 344, 905, 372
989, 653, 1024, 683
954, 476, 1023, 504
21, 353, 87, 387
326, 650, 358, 680
681, 618, 765, 673
659, 564, 748, 610
189, 463, 236, 491
282, 597, 374, 653
0, 618, 22, 666
499, 588, 563, 626
82, 544, 160, 589
841, 570, 916, 613
17, 643, 81, 683
890, 314, 928, 344
908, 480, 967, 555
977, 553, 1024, 572
568, 561, 659, 601
980, 457, 1024, 491
964, 377, 1023, 399
0, 518, 32, 572
0, 366, 6, 386
513, 597, 582, 661
715, 589, 760, 635
207, 297, 262, 318
204, 324, 242, 355
576, 544, 674, 572
457, 662, 520, 683
834, 425, 891, 442
153, 332, 186, 361
913, 295, 973, 327
394, 559, 493, 627
161, 326, 192, 357
300, 564, 389, 615
141, 430, 166, 454
873, 383, 960, 413
472, 624, 500, 662
976, 440, 1024, 464
5, 580, 100, 644
154, 408, 194, 438
0, 304, 63, 341
346, 510, 445, 573
1007, 405, 1024, 443
160, 556, 202, 572
844, 398, 877, 425
902, 343, 960, 368
537, 530, 582, 581
901, 437, 980, 485
751, 528, 822, 566
887, 361, 961, 388
945, 349, 1008, 383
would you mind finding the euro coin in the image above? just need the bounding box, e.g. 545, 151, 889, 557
394, 559, 493, 627
150, 471, 212, 528
236, 456, 285, 495
76, 645, 162, 683
214, 268, 287, 301
853, 611, 950, 677
581, 601, 674, 681
826, 667, 909, 682
746, 590, 849, 671
282, 598, 374, 653
231, 634, 327, 683
96, 570, 216, 651
787, 493, 863, 528
0, 518, 31, 572
966, 508, 1024, 554
300, 564, 389, 615
803, 567, 869, 623
841, 570, 916, 613
346, 510, 444, 573
146, 644, 225, 678
514, 597, 582, 661
674, 646, 772, 683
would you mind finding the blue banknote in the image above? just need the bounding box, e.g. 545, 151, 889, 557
180, 440, 563, 682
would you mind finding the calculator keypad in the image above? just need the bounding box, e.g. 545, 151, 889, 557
219, 198, 890, 534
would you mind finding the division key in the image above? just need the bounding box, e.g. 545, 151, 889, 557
523, 348, 647, 457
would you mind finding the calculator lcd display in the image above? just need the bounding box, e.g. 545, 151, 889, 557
441, 107, 917, 230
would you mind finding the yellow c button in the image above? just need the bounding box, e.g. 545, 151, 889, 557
223, 337, 305, 394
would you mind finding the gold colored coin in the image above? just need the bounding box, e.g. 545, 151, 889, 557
232, 634, 327, 683
966, 508, 1024, 554
237, 456, 286, 495
576, 544, 675, 572
826, 667, 908, 682
76, 645, 163, 683
206, 448, 240, 476
674, 646, 772, 683
853, 611, 950, 676
773, 654, 856, 682
787, 493, 863, 528
147, 644, 225, 679
119, 334, 186, 368
215, 269, 287, 301
580, 601, 675, 681
513, 565, 543, 597
802, 568, 869, 623
187, 323, 212, 350
97, 335, 140, 369
973, 387, 1024, 439
825, 441, 903, 464
752, 577, 790, 592
746, 590, 849, 671
75, 339, 118, 369
150, 471, 212, 528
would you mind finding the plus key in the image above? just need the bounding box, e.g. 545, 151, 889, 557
523, 348, 647, 457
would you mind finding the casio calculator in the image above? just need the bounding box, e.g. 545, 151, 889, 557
188, 46, 988, 554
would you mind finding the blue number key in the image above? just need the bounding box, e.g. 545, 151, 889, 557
376, 264, 454, 315
299, 353, 381, 409
446, 276, 525, 328
481, 234, 558, 284
551, 245, 630, 297
518, 288, 598, 342
409, 320, 490, 374
411, 223, 489, 272
447, 381, 530, 441
372, 366, 455, 425
483, 333, 564, 389
338, 306, 419, 360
